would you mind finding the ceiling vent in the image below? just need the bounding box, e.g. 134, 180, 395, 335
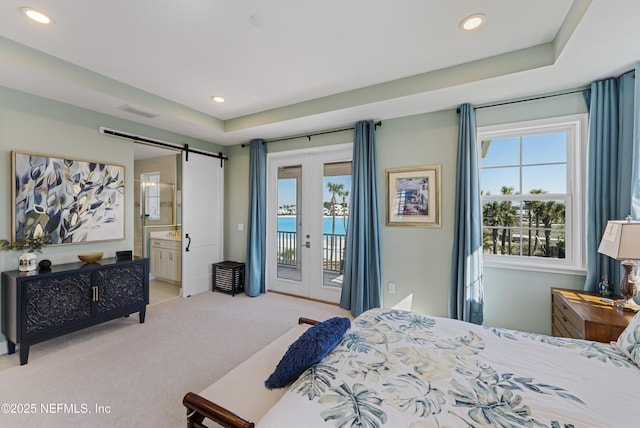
117, 104, 159, 119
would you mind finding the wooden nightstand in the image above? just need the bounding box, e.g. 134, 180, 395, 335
551, 288, 635, 343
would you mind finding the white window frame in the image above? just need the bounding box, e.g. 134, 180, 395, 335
478, 114, 587, 275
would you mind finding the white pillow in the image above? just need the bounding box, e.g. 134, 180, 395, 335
616, 311, 640, 366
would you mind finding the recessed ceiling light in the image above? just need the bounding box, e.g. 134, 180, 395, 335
20, 7, 52, 24
460, 13, 485, 31
211, 96, 225, 103
249, 14, 265, 28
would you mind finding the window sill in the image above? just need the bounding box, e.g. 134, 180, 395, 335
483, 257, 586, 276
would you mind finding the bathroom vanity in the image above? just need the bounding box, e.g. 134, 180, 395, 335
150, 232, 181, 283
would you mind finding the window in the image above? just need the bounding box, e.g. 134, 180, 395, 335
478, 114, 587, 273
141, 172, 161, 220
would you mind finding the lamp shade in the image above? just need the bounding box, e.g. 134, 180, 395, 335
597, 220, 640, 260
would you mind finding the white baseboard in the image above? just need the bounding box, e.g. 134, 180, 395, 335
0, 340, 7, 355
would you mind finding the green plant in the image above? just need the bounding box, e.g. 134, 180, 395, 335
0, 234, 52, 253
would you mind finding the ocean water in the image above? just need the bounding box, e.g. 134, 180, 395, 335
278, 215, 347, 235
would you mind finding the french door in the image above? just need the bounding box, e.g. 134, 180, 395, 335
266, 144, 352, 303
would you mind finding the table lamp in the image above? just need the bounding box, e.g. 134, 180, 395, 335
597, 217, 640, 311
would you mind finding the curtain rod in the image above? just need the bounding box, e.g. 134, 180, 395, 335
463, 68, 636, 113
456, 88, 589, 113
241, 121, 382, 148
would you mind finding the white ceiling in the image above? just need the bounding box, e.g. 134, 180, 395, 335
1, 0, 639, 146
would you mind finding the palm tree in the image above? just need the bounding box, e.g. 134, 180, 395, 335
339, 189, 350, 273
482, 194, 501, 254
327, 182, 345, 270
541, 200, 565, 257
340, 190, 350, 235
528, 189, 547, 256
497, 186, 517, 255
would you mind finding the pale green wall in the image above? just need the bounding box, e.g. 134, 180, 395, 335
224, 92, 590, 334
0, 95, 131, 269
376, 111, 458, 318
483, 268, 585, 332
0, 83, 591, 354
224, 144, 250, 262
0, 86, 223, 348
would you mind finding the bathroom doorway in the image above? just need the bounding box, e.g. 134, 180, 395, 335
134, 143, 182, 305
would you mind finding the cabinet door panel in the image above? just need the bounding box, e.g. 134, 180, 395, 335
95, 263, 146, 313
170, 250, 181, 281
24, 273, 93, 336
151, 248, 162, 277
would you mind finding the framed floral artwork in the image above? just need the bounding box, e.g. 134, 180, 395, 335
12, 151, 125, 244
386, 164, 441, 227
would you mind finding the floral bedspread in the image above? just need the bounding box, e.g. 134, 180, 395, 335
258, 308, 640, 428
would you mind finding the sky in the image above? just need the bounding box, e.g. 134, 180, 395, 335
278, 175, 351, 207
480, 131, 567, 195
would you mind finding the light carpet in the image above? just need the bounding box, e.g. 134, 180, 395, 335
0, 291, 351, 428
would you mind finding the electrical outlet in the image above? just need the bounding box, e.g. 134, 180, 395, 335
237, 223, 244, 231
388, 282, 396, 294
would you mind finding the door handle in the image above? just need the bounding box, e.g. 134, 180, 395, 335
305, 241, 311, 248
185, 233, 191, 252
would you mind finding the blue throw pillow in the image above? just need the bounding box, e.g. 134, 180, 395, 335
265, 317, 351, 389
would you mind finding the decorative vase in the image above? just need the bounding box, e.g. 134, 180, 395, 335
19, 252, 37, 272
598, 276, 611, 297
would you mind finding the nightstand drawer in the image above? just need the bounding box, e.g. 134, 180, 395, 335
552, 307, 582, 339
552, 293, 585, 339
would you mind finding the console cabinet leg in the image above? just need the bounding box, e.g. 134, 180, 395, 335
139, 308, 146, 323
19, 344, 30, 365
7, 340, 16, 355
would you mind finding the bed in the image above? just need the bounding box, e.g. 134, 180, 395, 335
184, 307, 640, 428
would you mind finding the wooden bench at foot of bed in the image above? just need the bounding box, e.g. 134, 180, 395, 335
183, 317, 319, 428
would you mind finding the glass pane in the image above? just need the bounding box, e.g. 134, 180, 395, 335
482, 197, 522, 255
323, 161, 351, 288
506, 230, 522, 256
141, 172, 160, 220
522, 164, 566, 194
519, 228, 539, 256
482, 227, 501, 255
522, 132, 566, 165
526, 227, 562, 258
277, 165, 301, 281
523, 199, 566, 258
480, 137, 520, 167
481, 166, 519, 195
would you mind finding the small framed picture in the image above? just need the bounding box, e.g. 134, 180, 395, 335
386, 164, 441, 227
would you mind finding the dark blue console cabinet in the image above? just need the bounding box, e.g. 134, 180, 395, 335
1, 257, 149, 365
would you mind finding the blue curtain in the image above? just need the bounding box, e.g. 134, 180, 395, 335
449, 103, 484, 325
245, 139, 267, 296
629, 64, 640, 219
340, 120, 382, 317
584, 69, 637, 294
